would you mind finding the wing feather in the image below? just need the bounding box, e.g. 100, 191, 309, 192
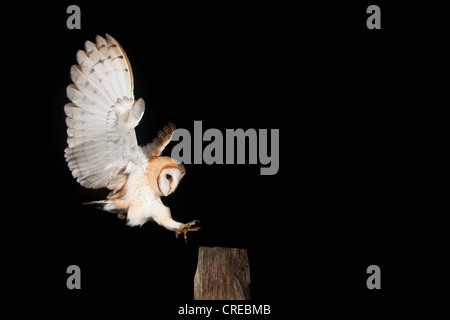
142, 122, 177, 157
103, 34, 134, 99
69, 65, 114, 110
65, 35, 147, 190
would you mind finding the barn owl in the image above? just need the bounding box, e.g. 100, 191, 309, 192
64, 34, 198, 239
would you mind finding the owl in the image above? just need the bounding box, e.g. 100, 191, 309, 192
64, 34, 198, 239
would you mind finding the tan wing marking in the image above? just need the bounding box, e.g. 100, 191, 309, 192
143, 122, 177, 157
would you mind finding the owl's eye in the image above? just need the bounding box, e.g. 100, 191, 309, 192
166, 174, 172, 180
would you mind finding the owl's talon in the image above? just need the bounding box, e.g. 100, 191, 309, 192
177, 220, 200, 241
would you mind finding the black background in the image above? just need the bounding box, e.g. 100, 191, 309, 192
5, 1, 442, 318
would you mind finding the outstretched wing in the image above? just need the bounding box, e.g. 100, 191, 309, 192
65, 34, 147, 190
142, 122, 177, 157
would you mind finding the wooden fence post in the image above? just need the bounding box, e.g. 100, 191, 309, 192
194, 246, 251, 300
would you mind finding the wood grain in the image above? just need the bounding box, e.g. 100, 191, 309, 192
194, 246, 251, 300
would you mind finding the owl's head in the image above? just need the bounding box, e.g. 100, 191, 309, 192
147, 156, 186, 197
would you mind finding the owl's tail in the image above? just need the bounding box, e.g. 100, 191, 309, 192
83, 200, 127, 219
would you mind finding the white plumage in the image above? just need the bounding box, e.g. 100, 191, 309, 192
64, 34, 198, 239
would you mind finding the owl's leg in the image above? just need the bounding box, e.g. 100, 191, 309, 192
150, 201, 200, 240
176, 220, 200, 241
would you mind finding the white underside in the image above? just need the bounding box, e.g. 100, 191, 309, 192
122, 167, 182, 230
